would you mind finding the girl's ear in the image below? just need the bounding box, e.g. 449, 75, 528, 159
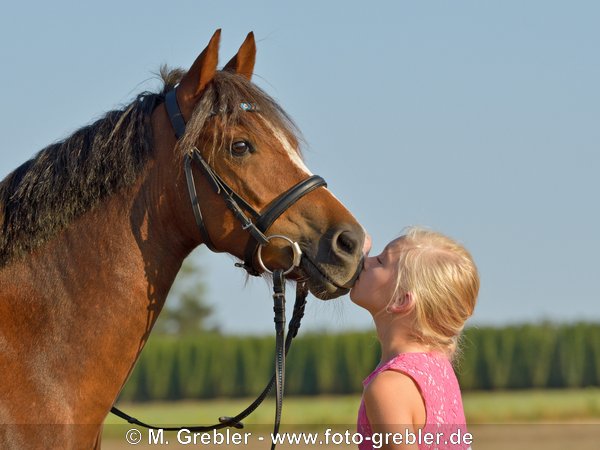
388, 292, 415, 315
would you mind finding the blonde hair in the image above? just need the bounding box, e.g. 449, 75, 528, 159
389, 227, 479, 358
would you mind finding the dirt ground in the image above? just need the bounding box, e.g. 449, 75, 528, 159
103, 423, 600, 449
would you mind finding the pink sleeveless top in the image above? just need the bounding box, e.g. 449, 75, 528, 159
357, 352, 470, 450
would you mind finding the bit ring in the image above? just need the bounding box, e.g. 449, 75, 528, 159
256, 235, 303, 275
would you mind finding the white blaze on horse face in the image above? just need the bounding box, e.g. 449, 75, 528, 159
262, 118, 350, 212
262, 119, 313, 176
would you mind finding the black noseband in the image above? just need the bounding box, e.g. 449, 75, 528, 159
164, 89, 326, 275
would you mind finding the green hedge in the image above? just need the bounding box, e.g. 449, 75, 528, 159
119, 323, 600, 401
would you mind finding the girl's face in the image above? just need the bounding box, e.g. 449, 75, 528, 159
350, 239, 403, 314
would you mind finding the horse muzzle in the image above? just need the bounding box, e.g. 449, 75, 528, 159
298, 226, 366, 300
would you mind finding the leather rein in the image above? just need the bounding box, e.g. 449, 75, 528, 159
111, 89, 327, 448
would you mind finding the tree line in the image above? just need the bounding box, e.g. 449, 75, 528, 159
118, 322, 600, 402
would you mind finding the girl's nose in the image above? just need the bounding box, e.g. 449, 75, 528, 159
362, 233, 372, 256
363, 255, 375, 270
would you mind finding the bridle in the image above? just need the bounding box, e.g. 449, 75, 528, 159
166, 89, 327, 276
111, 88, 328, 449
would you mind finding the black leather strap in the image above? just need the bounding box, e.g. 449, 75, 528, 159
185, 147, 269, 253
110, 282, 309, 438
110, 88, 317, 445
241, 175, 326, 273
256, 176, 326, 232
272, 269, 286, 449
163, 88, 327, 277
184, 153, 219, 253
164, 90, 187, 140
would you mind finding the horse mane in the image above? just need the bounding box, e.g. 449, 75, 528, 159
0, 67, 182, 267
0, 67, 301, 268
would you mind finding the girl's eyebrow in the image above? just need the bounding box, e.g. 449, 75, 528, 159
382, 247, 403, 263
386, 246, 404, 256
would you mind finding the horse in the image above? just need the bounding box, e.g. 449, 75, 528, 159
0, 30, 366, 449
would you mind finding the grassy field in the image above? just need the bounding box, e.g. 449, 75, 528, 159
103, 389, 600, 449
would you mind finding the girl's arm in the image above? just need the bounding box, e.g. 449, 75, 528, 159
364, 370, 426, 450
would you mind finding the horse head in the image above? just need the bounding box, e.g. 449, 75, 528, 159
156, 30, 366, 299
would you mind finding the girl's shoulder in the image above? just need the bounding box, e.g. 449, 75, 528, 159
388, 351, 452, 374
363, 351, 451, 387
387, 351, 456, 389
365, 366, 421, 394
363, 367, 426, 428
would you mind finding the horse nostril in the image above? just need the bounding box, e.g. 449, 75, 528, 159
335, 230, 359, 256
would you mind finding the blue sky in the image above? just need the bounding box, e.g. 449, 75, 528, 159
1, 1, 598, 334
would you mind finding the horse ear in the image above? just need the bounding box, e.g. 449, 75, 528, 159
223, 32, 256, 80
178, 29, 221, 103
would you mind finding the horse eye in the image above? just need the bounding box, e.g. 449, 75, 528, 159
230, 140, 253, 156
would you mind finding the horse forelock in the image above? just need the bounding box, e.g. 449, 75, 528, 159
178, 71, 304, 164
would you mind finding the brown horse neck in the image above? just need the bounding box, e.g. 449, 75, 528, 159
0, 108, 205, 433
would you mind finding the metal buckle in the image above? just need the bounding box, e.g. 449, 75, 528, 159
256, 235, 302, 275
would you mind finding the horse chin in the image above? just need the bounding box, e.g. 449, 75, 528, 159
299, 259, 352, 300
308, 281, 349, 300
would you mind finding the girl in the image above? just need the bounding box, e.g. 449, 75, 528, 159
351, 227, 479, 450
